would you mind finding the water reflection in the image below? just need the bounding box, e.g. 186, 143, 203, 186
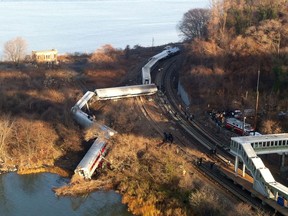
0, 173, 132, 216
0, 175, 13, 215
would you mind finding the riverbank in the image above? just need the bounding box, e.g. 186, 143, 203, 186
0, 46, 258, 216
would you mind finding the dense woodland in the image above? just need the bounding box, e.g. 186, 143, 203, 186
179, 0, 288, 133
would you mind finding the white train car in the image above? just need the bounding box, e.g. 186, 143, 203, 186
71, 46, 180, 180
141, 46, 180, 84
166, 46, 180, 57
142, 65, 152, 84
141, 51, 168, 85
71, 107, 116, 138
74, 138, 107, 179
95, 84, 158, 100
74, 91, 95, 109
71, 107, 94, 128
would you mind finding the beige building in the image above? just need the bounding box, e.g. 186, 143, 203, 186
32, 49, 58, 64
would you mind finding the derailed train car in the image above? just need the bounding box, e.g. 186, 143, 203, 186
71, 107, 117, 138
72, 46, 179, 180
95, 84, 158, 100
74, 138, 107, 179
141, 46, 180, 84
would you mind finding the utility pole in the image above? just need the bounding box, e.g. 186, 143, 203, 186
254, 69, 260, 129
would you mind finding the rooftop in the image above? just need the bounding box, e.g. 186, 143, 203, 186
232, 133, 288, 144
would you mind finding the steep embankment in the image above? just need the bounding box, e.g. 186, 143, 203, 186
0, 45, 261, 216
179, 0, 288, 133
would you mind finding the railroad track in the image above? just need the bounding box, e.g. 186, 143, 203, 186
135, 90, 274, 213
196, 162, 269, 210
134, 54, 281, 214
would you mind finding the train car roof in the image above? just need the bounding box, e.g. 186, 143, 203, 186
76, 138, 106, 169
152, 50, 168, 60
95, 84, 157, 99
232, 133, 288, 144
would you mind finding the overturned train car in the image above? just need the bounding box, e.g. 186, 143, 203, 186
74, 138, 107, 179
95, 84, 158, 100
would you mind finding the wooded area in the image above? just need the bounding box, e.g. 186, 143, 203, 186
178, 0, 288, 132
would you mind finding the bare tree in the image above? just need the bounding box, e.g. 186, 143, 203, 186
178, 8, 210, 41
0, 115, 14, 162
3, 37, 27, 63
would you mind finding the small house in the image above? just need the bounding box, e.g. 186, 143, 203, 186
32, 49, 58, 64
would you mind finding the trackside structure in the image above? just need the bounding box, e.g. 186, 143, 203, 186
230, 134, 288, 205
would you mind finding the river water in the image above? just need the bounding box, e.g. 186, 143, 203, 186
0, 172, 132, 216
0, 0, 209, 56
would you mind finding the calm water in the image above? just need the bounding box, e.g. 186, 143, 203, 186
0, 172, 132, 216
0, 0, 209, 56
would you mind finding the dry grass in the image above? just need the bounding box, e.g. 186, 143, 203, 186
55, 97, 254, 216
260, 119, 282, 134
0, 46, 145, 174
17, 166, 70, 177
53, 93, 256, 216
105, 134, 196, 216
0, 62, 82, 172
84, 69, 126, 88
7, 118, 62, 168
0, 46, 261, 216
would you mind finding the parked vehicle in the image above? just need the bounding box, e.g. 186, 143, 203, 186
225, 117, 254, 135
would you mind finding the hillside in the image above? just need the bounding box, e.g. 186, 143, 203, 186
179, 0, 288, 133
0, 45, 152, 172
0, 44, 265, 215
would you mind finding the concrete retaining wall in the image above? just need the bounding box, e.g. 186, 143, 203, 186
177, 80, 190, 106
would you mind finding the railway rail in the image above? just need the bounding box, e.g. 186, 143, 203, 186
135, 89, 275, 214
136, 52, 281, 215
72, 46, 286, 214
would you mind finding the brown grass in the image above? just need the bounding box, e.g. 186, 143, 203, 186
0, 46, 260, 216
17, 166, 70, 177
55, 96, 252, 216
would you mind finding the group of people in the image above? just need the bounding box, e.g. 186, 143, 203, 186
163, 132, 174, 143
